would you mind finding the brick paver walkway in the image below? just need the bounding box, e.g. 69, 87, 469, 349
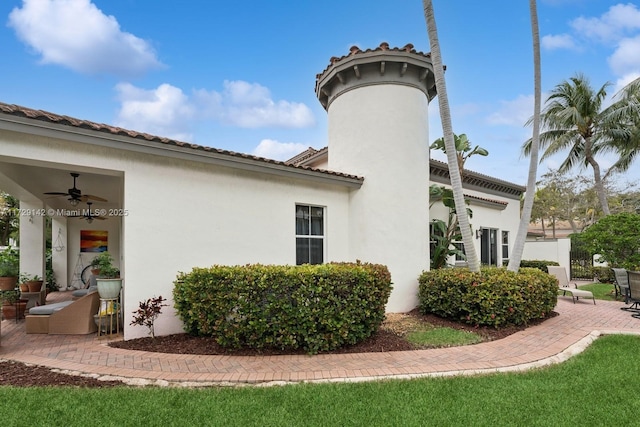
1, 296, 639, 386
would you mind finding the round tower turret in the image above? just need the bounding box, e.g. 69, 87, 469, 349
315, 42, 435, 312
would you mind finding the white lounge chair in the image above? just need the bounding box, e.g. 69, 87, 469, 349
547, 266, 595, 305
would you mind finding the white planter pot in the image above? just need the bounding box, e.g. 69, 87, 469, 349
96, 278, 123, 299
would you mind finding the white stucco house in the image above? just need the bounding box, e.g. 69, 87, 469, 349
0, 43, 524, 339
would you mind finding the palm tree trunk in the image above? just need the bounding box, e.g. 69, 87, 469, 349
584, 140, 611, 215
508, 0, 541, 271
423, 0, 479, 271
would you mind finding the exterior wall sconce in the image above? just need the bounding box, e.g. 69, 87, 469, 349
475, 229, 483, 239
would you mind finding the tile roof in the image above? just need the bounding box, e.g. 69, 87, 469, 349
288, 146, 525, 198
284, 146, 328, 165
315, 42, 432, 81
0, 102, 363, 183
429, 159, 526, 197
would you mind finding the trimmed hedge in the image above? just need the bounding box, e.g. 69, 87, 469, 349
519, 260, 559, 272
418, 267, 558, 327
173, 262, 392, 354
503, 259, 559, 272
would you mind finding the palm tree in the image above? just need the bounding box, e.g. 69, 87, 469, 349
523, 74, 639, 216
607, 77, 640, 175
508, 0, 541, 272
422, 0, 479, 271
430, 133, 489, 178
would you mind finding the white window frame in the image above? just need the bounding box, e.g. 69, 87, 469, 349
501, 230, 509, 264
295, 204, 325, 265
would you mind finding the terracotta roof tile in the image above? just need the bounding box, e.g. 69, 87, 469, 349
285, 146, 328, 165
0, 102, 363, 182
315, 42, 432, 81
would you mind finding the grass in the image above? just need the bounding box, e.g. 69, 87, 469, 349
578, 282, 618, 301
1, 334, 639, 426
406, 326, 482, 347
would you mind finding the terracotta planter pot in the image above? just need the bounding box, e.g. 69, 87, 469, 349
26, 280, 43, 292
19, 283, 30, 292
2, 300, 27, 320
0, 276, 18, 291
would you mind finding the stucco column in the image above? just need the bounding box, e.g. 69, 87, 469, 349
19, 200, 46, 279
51, 217, 68, 290
316, 43, 436, 312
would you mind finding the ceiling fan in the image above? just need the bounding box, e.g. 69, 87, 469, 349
67, 202, 106, 223
44, 172, 107, 206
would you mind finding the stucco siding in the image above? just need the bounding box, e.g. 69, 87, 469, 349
1, 131, 352, 339
327, 85, 430, 312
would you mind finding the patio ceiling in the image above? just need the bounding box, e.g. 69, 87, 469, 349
0, 159, 122, 213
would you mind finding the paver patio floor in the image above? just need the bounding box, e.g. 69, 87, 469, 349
2, 294, 639, 386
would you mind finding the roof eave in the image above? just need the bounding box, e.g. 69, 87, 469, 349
0, 114, 364, 189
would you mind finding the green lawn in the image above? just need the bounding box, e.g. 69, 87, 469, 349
578, 282, 618, 301
407, 326, 482, 347
2, 334, 640, 426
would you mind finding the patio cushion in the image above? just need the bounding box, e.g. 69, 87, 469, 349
71, 286, 97, 299
28, 301, 74, 315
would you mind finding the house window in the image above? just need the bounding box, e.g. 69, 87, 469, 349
453, 242, 466, 261
295, 204, 324, 265
480, 228, 498, 266
502, 231, 509, 262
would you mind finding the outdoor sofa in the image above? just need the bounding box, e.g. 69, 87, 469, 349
25, 291, 99, 334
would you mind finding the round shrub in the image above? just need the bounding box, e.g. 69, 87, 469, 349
173, 262, 392, 354
418, 267, 557, 327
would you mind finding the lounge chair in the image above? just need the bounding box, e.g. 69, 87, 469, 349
612, 268, 630, 304
547, 266, 595, 305
627, 271, 640, 316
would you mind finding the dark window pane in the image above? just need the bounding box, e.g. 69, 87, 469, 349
296, 238, 309, 265
502, 246, 509, 259
295, 205, 310, 235
310, 238, 323, 264
502, 231, 509, 245
310, 207, 323, 235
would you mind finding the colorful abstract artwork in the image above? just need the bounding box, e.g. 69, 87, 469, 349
80, 230, 108, 253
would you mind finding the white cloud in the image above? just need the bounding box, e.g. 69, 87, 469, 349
612, 72, 640, 96
486, 94, 535, 127
194, 81, 315, 128
541, 34, 577, 50
115, 83, 195, 141
252, 139, 309, 161
542, 4, 640, 81
114, 80, 316, 141
8, 0, 162, 77
608, 34, 640, 77
571, 3, 640, 43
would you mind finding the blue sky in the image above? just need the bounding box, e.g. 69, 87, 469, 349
2, 0, 639, 187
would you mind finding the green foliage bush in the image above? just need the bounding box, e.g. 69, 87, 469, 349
173, 262, 392, 354
517, 260, 559, 272
0, 247, 19, 277
418, 267, 558, 327
578, 213, 640, 270
591, 266, 615, 283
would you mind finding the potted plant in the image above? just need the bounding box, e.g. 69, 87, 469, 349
18, 273, 30, 291
92, 252, 122, 299
0, 248, 19, 291
1, 289, 27, 320
20, 273, 44, 292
